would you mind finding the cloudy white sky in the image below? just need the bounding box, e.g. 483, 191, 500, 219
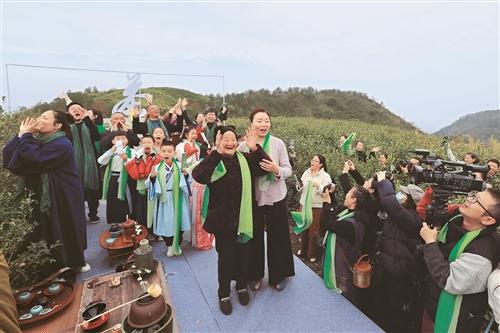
1, 0, 498, 132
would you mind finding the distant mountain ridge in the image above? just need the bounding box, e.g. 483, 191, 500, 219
21, 86, 417, 131
434, 110, 500, 141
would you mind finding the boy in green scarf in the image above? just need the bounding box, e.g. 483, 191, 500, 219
98, 131, 134, 225
147, 141, 191, 257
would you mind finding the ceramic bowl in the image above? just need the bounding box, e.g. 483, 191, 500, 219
82, 302, 107, 322
40, 307, 52, 315
127, 293, 167, 329
30, 305, 43, 316
19, 313, 33, 321
105, 237, 117, 245
17, 291, 32, 303
47, 283, 63, 295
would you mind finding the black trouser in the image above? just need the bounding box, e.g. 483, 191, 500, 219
378, 272, 421, 333
134, 193, 147, 227
106, 175, 131, 224
84, 188, 100, 218
248, 198, 295, 285
215, 233, 250, 298
164, 233, 183, 247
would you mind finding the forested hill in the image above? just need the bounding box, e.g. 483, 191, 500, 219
21, 86, 417, 130
434, 110, 500, 141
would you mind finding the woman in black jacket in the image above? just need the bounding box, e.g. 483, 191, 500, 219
375, 172, 424, 333
192, 126, 269, 315
320, 161, 378, 306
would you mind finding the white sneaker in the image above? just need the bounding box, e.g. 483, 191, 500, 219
309, 257, 317, 263
79, 263, 91, 273
176, 248, 183, 256
157, 236, 164, 242
167, 246, 174, 257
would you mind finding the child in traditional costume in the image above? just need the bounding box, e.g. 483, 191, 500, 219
176, 126, 213, 250
147, 141, 191, 257
152, 127, 167, 154
125, 135, 161, 238
98, 131, 134, 224
192, 126, 269, 315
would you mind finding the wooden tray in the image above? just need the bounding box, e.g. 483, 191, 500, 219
14, 268, 76, 328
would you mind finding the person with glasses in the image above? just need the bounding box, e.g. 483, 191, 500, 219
417, 187, 500, 332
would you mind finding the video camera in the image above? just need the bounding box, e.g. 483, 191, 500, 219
411, 151, 488, 228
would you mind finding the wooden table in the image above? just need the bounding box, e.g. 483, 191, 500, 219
76, 262, 176, 332
22, 263, 175, 333
99, 225, 148, 265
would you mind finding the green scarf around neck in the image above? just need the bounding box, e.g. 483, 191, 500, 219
204, 123, 217, 143
434, 215, 483, 333
291, 180, 313, 234
200, 152, 253, 243
147, 118, 169, 137
101, 146, 132, 201
36, 131, 67, 213
70, 123, 99, 191
323, 209, 355, 292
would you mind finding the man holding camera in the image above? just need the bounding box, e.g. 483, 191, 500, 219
418, 187, 500, 332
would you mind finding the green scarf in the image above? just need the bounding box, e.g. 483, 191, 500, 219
200, 153, 252, 243
257, 132, 275, 191
147, 118, 169, 137
152, 160, 184, 254
93, 124, 106, 155
37, 131, 66, 213
101, 147, 132, 201
200, 160, 226, 224
342, 132, 356, 156
291, 181, 313, 234
323, 209, 355, 292
434, 215, 483, 333
137, 179, 146, 195
70, 123, 99, 191
204, 123, 217, 143
164, 160, 183, 255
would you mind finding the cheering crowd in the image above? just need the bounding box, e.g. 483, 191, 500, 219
1, 93, 500, 332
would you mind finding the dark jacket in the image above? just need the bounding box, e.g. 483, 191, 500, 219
377, 179, 423, 276
192, 147, 268, 238
132, 110, 193, 136
341, 170, 381, 256
99, 129, 140, 151
320, 201, 365, 304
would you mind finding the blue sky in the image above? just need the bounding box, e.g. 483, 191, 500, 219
1, 1, 498, 132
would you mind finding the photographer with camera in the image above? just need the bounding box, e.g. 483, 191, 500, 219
374, 171, 424, 332
418, 186, 500, 332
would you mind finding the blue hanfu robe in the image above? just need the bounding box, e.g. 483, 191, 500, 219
2, 133, 87, 269
146, 162, 191, 238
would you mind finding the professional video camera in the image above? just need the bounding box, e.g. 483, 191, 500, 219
411, 151, 489, 228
